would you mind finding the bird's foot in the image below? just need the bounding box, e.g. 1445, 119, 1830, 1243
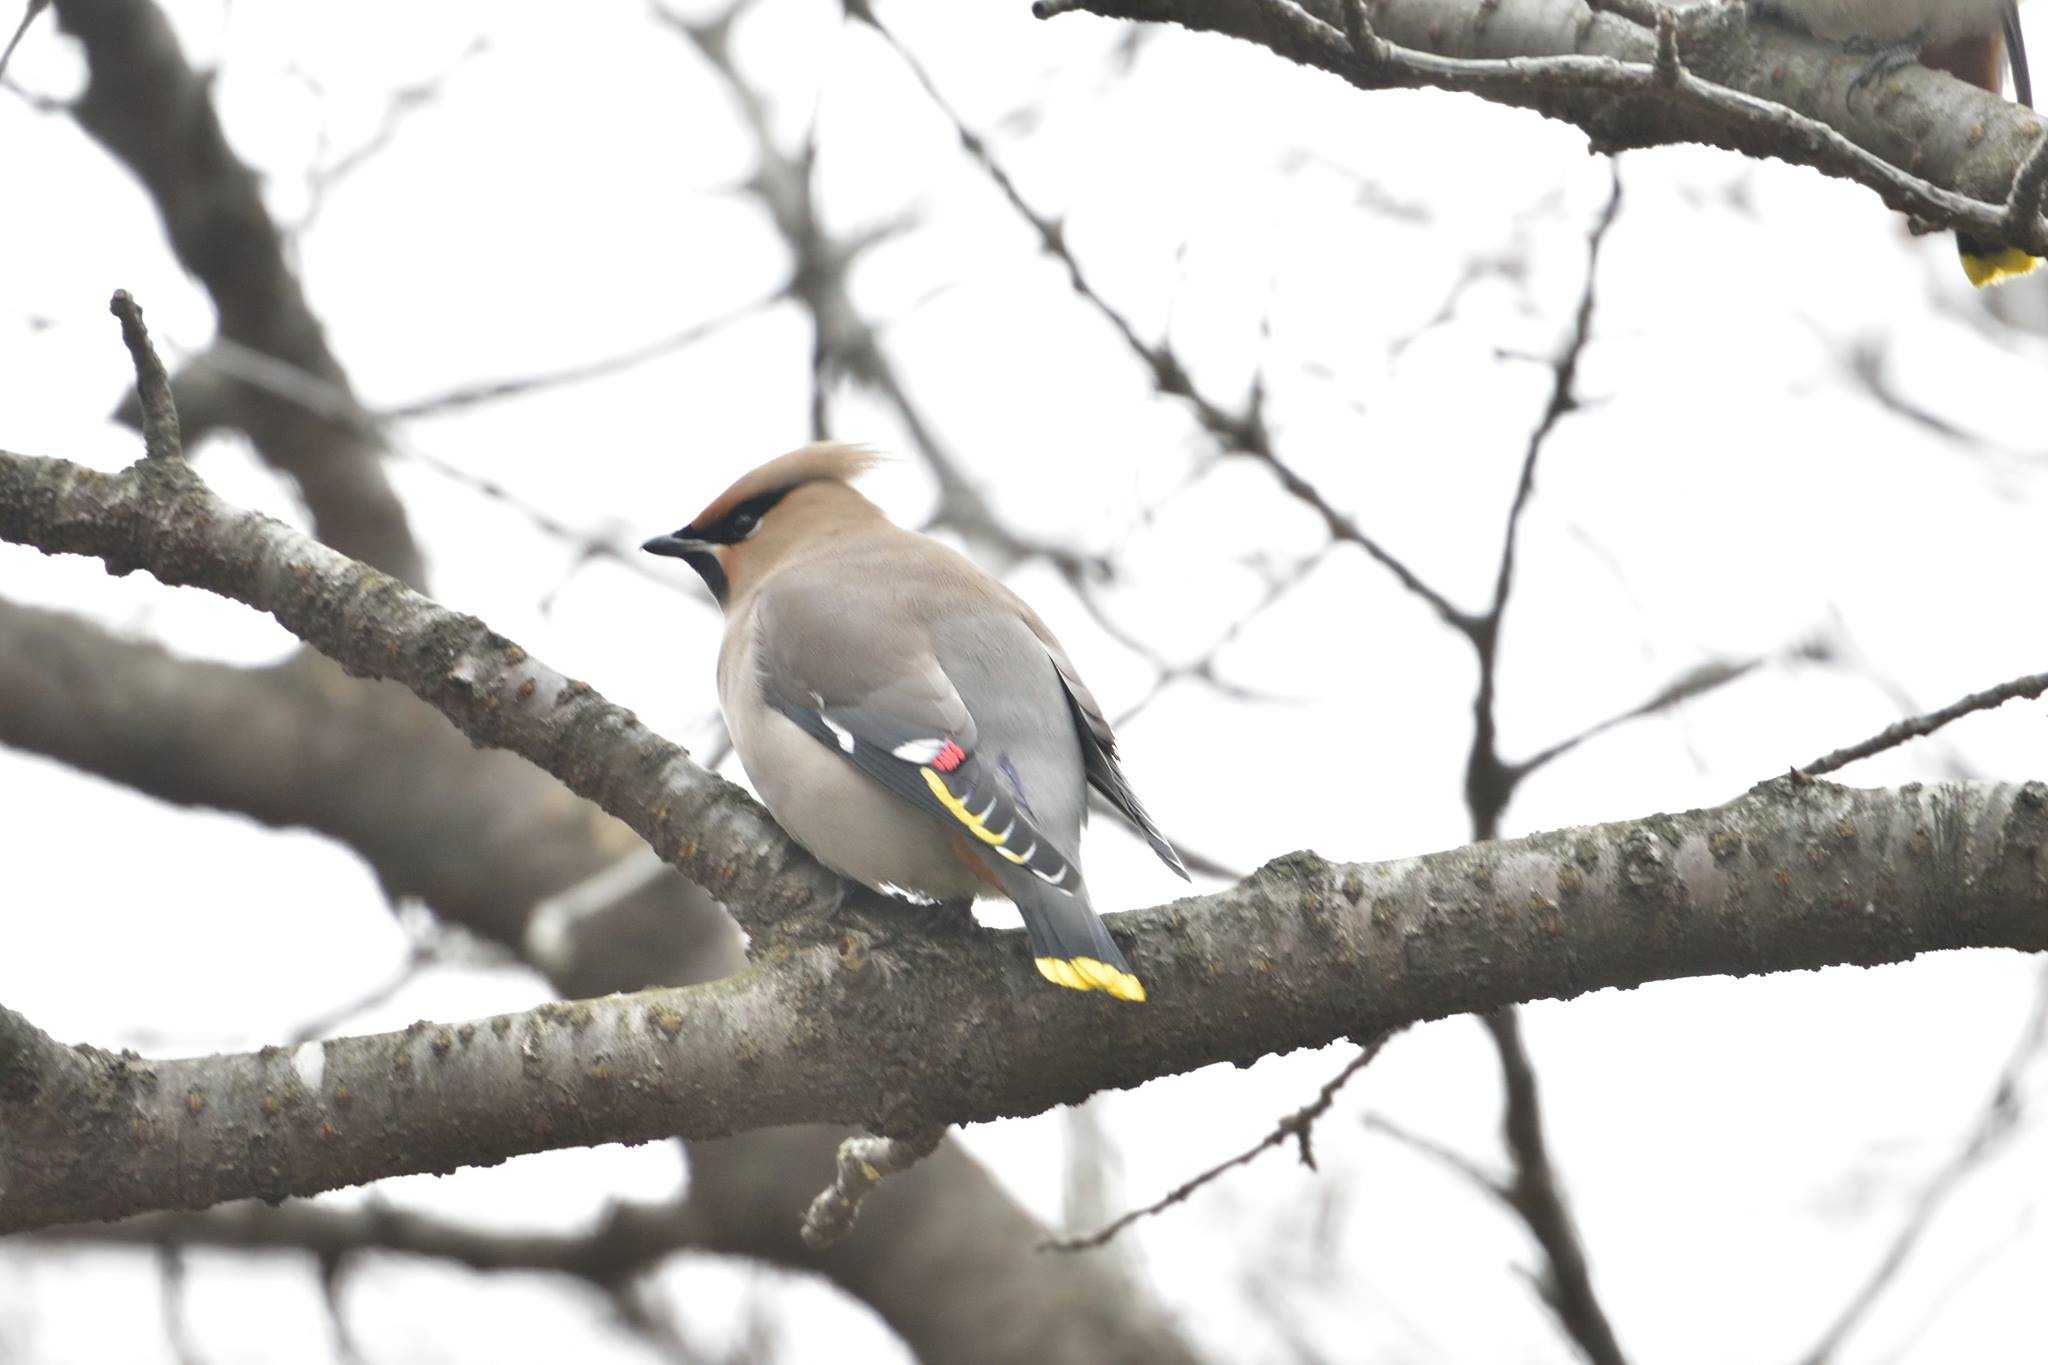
837, 889, 978, 953
1844, 30, 1926, 97
881, 898, 978, 948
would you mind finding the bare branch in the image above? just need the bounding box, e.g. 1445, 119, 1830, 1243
801, 1128, 946, 1250
0, 749, 2041, 1234
1034, 0, 2048, 262
1793, 964, 2048, 1365
7, 314, 2048, 1239
1363, 1113, 1506, 1197
1468, 163, 1622, 841
1482, 1007, 1629, 1365
859, 1, 1468, 628
1796, 669, 2048, 779
651, 0, 1098, 578
293, 35, 492, 242
1045, 1031, 1396, 1251
54, 0, 427, 585
109, 290, 182, 462
1512, 656, 1764, 781
375, 293, 778, 421
41, 1195, 704, 1280
1445, 171, 1631, 1365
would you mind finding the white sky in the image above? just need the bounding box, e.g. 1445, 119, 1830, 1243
3, 1, 2046, 1362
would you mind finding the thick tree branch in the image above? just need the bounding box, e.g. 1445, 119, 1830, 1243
1, 766, 2042, 1236
0, 446, 841, 947
1037, 0, 2048, 260
8, 361, 2048, 1237
0, 566, 1198, 1362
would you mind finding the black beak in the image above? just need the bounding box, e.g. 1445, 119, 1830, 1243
642, 532, 710, 559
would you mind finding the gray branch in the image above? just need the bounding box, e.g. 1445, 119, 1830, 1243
52, 0, 427, 585
2, 428, 2044, 1228
1038, 0, 2048, 261
4, 394, 2047, 1243
0, 766, 2040, 1233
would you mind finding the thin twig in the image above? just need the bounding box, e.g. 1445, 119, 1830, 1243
799, 1127, 945, 1250
375, 293, 776, 420
1467, 162, 1623, 839
859, 2, 1471, 631
1512, 657, 1762, 781
1039, 0, 2048, 259
1795, 670, 2048, 778
1793, 964, 2048, 1365
1362, 1113, 1506, 1196
109, 291, 182, 462
1045, 1031, 1397, 1252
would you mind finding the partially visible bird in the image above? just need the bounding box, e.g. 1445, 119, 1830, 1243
642, 444, 1187, 1002
1767, 0, 2038, 285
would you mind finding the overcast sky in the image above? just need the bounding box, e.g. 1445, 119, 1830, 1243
4, 2, 2046, 1361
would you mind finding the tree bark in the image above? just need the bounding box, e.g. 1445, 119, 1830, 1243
3, 764, 2043, 1234
1041, 0, 2048, 258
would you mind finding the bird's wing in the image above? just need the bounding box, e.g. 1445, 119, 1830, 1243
1010, 602, 1191, 880
753, 581, 1082, 897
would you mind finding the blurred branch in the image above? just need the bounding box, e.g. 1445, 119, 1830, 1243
1454, 167, 1631, 1365
1479, 1007, 1627, 1365
1047, 1032, 1396, 1252
1034, 0, 2048, 263
800, 1128, 945, 1250
6, 302, 2048, 1262
293, 35, 492, 242
1795, 669, 2048, 779
44, 1196, 706, 1279
375, 293, 779, 421
1866, 1204, 2038, 1365
0, 440, 839, 948
0, 0, 46, 83
652, 0, 1104, 579
54, 0, 427, 585
861, 0, 1467, 630
1511, 656, 1762, 781
1108, 547, 1333, 729
157, 1245, 206, 1365
170, 329, 742, 598
1465, 162, 1619, 841
1793, 963, 2048, 1365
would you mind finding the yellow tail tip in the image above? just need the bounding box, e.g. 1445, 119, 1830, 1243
1960, 247, 2040, 288
1035, 955, 1147, 1003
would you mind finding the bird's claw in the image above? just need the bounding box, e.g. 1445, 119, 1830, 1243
1845, 31, 1925, 97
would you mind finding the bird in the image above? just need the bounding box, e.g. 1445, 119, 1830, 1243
642, 444, 1187, 1003
1763, 0, 2038, 285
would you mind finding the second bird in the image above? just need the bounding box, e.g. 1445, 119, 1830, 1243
643, 444, 1187, 1003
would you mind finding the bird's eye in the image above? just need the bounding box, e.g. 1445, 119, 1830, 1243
727, 510, 760, 539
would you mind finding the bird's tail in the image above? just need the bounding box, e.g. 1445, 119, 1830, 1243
1957, 235, 2041, 288
1003, 871, 1146, 1003
1937, 10, 2039, 288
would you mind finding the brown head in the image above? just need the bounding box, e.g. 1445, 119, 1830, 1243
641, 443, 885, 607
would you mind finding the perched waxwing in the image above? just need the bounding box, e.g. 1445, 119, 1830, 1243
642, 444, 1188, 1003
1767, 0, 2038, 285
